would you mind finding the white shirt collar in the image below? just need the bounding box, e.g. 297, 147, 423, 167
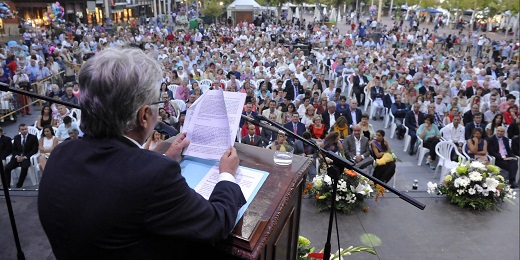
123, 135, 144, 149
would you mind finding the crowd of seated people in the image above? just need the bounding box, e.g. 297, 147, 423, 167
1, 9, 518, 188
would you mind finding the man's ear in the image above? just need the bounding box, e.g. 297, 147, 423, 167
136, 105, 153, 129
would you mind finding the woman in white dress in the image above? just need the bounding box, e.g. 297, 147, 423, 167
38, 126, 59, 172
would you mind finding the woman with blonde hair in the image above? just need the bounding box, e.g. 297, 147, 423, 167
308, 115, 328, 139
331, 116, 349, 139
144, 130, 163, 150
301, 104, 316, 128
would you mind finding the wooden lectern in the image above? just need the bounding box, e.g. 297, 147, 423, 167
210, 143, 312, 259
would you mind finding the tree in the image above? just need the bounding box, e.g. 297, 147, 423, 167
201, 0, 225, 23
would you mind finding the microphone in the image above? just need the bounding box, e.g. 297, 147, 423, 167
240, 114, 283, 134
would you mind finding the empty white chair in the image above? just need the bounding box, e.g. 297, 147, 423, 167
70, 108, 82, 121
171, 100, 186, 113
167, 84, 180, 95
199, 84, 211, 94
403, 119, 412, 152
388, 110, 397, 138
199, 79, 212, 87
364, 87, 372, 112
434, 141, 466, 182
27, 126, 41, 139
416, 136, 430, 166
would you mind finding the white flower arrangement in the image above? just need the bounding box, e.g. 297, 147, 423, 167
428, 162, 516, 211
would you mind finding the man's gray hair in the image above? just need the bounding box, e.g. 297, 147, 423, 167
78, 48, 161, 137
327, 101, 336, 108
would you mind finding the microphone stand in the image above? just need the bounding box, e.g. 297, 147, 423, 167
254, 115, 426, 260
0, 82, 78, 260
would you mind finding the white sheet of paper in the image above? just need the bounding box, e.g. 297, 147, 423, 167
194, 164, 264, 201
183, 90, 246, 160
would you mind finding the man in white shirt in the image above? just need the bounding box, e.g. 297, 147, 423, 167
440, 114, 465, 157
56, 116, 81, 140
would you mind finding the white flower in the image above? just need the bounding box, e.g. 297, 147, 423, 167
468, 171, 483, 182
323, 175, 332, 185
482, 190, 489, 197
427, 182, 437, 194
450, 168, 457, 174
351, 183, 373, 196
485, 178, 499, 192
470, 161, 486, 170
468, 188, 476, 195
457, 189, 465, 195
454, 176, 470, 188
474, 184, 484, 193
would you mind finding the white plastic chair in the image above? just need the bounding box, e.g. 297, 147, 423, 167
167, 84, 180, 95
71, 108, 82, 122
27, 126, 41, 140
403, 118, 411, 152
388, 109, 397, 138
416, 136, 430, 166
199, 84, 211, 94
199, 79, 212, 86
364, 86, 372, 112
434, 141, 466, 182
383, 108, 390, 128
171, 100, 186, 113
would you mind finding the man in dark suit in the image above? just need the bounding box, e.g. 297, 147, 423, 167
391, 95, 409, 139
38, 48, 246, 259
321, 101, 342, 129
284, 77, 304, 101
4, 124, 38, 188
343, 125, 374, 170
465, 78, 479, 99
241, 124, 263, 147
486, 64, 503, 79
260, 114, 278, 147
314, 73, 328, 91
383, 85, 397, 110
463, 104, 479, 126
351, 69, 368, 106
239, 102, 258, 127
498, 82, 510, 97
487, 126, 518, 188
345, 99, 363, 129
464, 112, 487, 140
405, 102, 425, 155
283, 112, 305, 142
0, 127, 12, 164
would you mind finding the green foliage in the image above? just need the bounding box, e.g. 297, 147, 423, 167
201, 0, 225, 22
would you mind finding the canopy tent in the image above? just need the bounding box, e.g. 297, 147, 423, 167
313, 5, 321, 20
330, 7, 337, 22
420, 8, 442, 14
226, 0, 262, 25
295, 7, 300, 20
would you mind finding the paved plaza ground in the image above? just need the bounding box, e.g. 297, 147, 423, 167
0, 14, 519, 260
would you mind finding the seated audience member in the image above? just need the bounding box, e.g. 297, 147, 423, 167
261, 113, 278, 146
301, 104, 316, 129
38, 126, 59, 171
371, 130, 396, 183
321, 132, 344, 156
308, 115, 328, 139
0, 127, 12, 165
357, 113, 375, 140
503, 105, 518, 125
511, 136, 519, 156
54, 104, 71, 126
269, 132, 293, 151
331, 116, 349, 139
343, 125, 374, 170
391, 94, 409, 139
144, 130, 163, 150
283, 112, 305, 142
405, 102, 425, 155
64, 128, 81, 141
241, 124, 263, 147
4, 124, 38, 188
240, 121, 260, 138
300, 131, 318, 180
508, 117, 520, 138
487, 126, 518, 188
37, 105, 55, 130
465, 127, 489, 164
56, 116, 80, 140
321, 101, 341, 130
498, 94, 516, 114
462, 104, 479, 126
464, 112, 487, 140
174, 111, 186, 133
440, 114, 465, 157
426, 103, 444, 129
417, 114, 441, 169
486, 114, 505, 137
262, 100, 283, 123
